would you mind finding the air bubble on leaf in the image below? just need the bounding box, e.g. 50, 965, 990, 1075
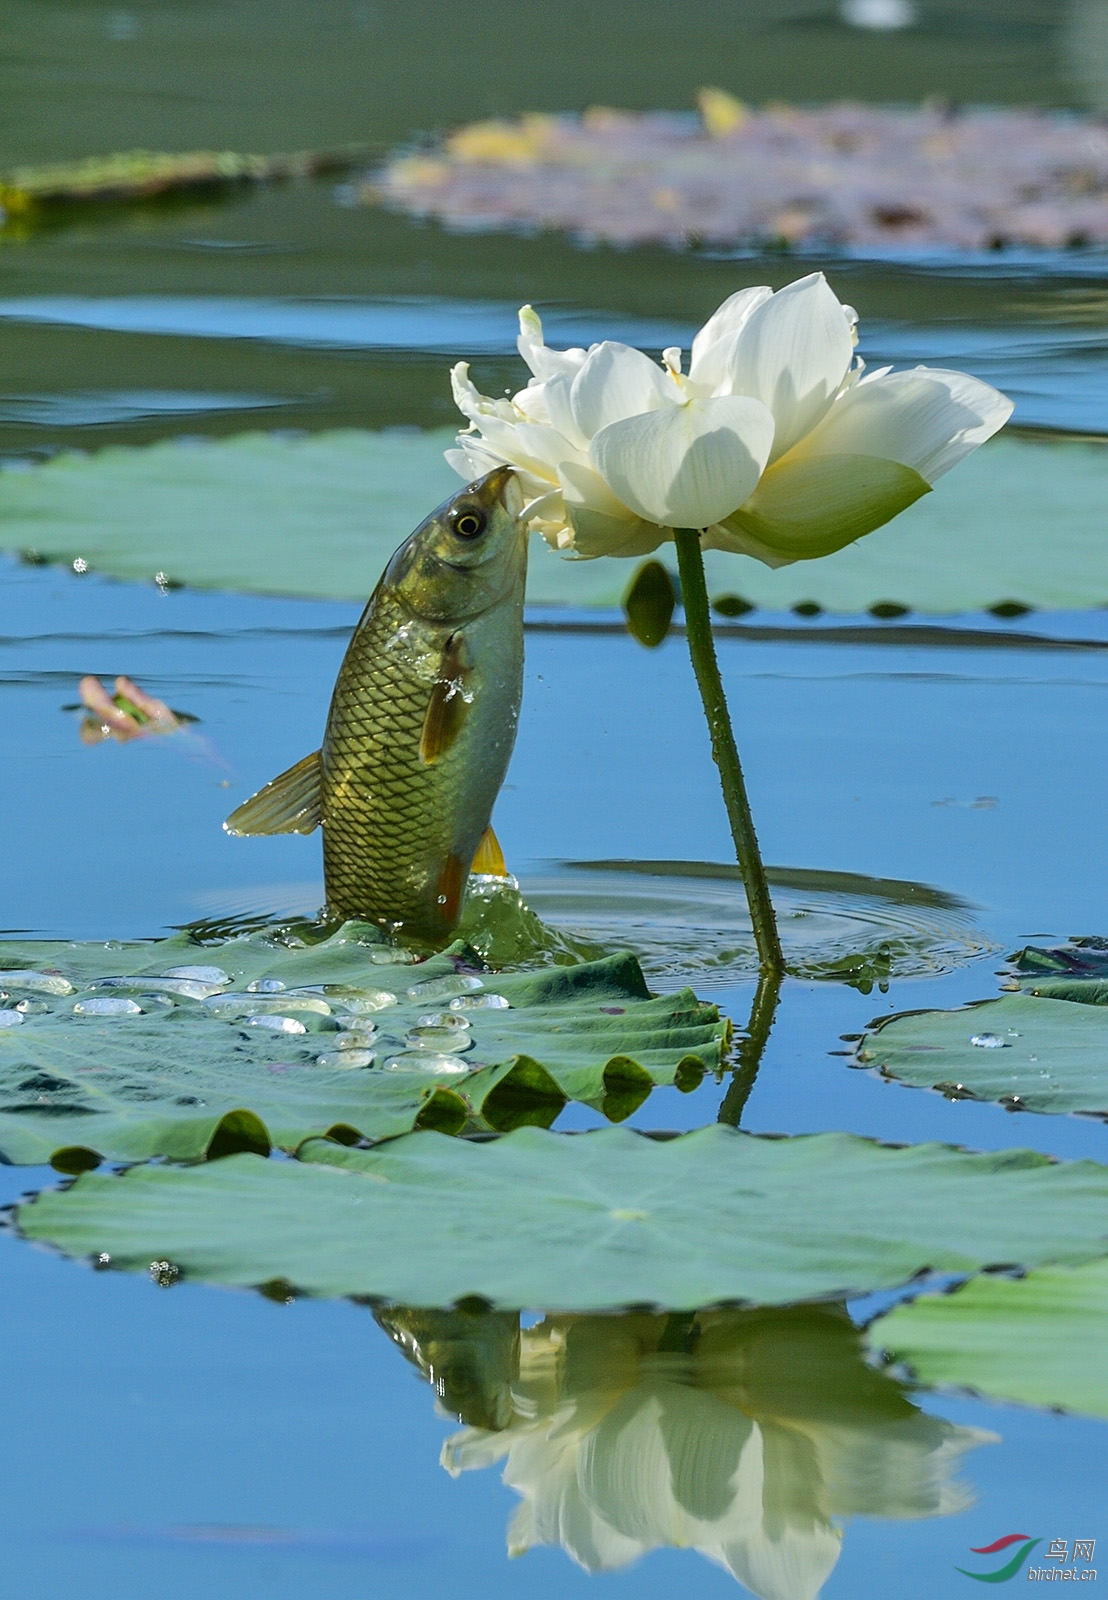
0, 970, 74, 995
449, 992, 509, 1011
0, 1009, 24, 1027
416, 1012, 471, 1030
406, 974, 483, 1002
315, 1049, 375, 1069
14, 999, 49, 1015
74, 997, 143, 1016
970, 1032, 1007, 1049
369, 947, 418, 965
381, 1051, 470, 1076
162, 966, 230, 985
244, 1014, 307, 1034
404, 1026, 472, 1053
247, 978, 286, 994
149, 1259, 179, 1287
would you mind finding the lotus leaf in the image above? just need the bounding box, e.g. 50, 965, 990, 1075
856, 991, 1108, 1117
0, 928, 724, 1167
868, 1259, 1108, 1419
3, 431, 1108, 612
0, 146, 367, 214
18, 1126, 1108, 1309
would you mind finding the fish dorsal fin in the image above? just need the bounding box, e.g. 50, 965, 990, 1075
471, 825, 509, 877
224, 751, 322, 836
419, 631, 473, 766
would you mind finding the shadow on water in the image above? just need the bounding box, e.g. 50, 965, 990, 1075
375, 1300, 993, 1597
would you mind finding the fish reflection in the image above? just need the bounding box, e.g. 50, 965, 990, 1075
378, 1302, 993, 1599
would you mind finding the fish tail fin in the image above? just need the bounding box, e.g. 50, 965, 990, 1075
471, 824, 509, 877
224, 751, 323, 836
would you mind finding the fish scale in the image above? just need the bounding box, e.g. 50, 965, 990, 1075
322, 583, 469, 927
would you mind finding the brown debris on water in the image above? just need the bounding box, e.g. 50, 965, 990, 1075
370, 91, 1108, 254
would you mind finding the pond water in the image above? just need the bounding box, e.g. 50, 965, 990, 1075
3, 5, 1108, 1597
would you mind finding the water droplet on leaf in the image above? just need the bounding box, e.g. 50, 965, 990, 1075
449, 992, 509, 1011
244, 1014, 307, 1034
407, 975, 483, 1002
163, 966, 230, 985
315, 1049, 375, 1069
74, 997, 143, 1016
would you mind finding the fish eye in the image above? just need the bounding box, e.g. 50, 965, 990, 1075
452, 507, 487, 539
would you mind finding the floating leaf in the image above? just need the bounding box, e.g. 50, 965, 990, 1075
0, 928, 724, 1167
18, 1126, 1108, 1309
856, 991, 1108, 1117
868, 1259, 1108, 1419
0, 146, 368, 217
3, 431, 1108, 612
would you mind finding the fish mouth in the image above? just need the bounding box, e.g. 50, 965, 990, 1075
478, 463, 525, 519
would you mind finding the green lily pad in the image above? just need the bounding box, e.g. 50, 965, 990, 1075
1011, 940, 1108, 982
18, 1126, 1108, 1309
4, 430, 1108, 612
0, 146, 367, 216
0, 928, 724, 1168
867, 1259, 1108, 1418
857, 991, 1108, 1118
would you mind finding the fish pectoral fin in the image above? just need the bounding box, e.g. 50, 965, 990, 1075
419, 631, 473, 766
471, 825, 509, 878
223, 751, 323, 836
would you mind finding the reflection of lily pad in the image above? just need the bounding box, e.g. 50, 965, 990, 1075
857, 992, 1108, 1117
0, 928, 724, 1167
5, 430, 1108, 612
868, 1259, 1108, 1419
19, 1126, 1108, 1308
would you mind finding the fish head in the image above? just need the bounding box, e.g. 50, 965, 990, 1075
386, 465, 528, 623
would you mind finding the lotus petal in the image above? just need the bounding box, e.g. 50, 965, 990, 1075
591, 395, 775, 529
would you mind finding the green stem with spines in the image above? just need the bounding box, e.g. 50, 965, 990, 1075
673, 527, 785, 977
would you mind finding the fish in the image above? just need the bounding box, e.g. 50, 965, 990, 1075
224, 465, 527, 947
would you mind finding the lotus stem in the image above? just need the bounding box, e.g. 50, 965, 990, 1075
717, 968, 782, 1127
673, 528, 785, 977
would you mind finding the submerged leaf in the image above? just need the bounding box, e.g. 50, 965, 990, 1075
0, 928, 725, 1165
17, 1125, 1108, 1309
868, 1259, 1108, 1419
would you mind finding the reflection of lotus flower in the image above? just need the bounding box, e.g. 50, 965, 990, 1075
437, 1307, 993, 1600
448, 272, 1012, 566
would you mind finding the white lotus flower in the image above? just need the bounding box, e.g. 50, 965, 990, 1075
440, 1310, 993, 1598
447, 272, 1013, 566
